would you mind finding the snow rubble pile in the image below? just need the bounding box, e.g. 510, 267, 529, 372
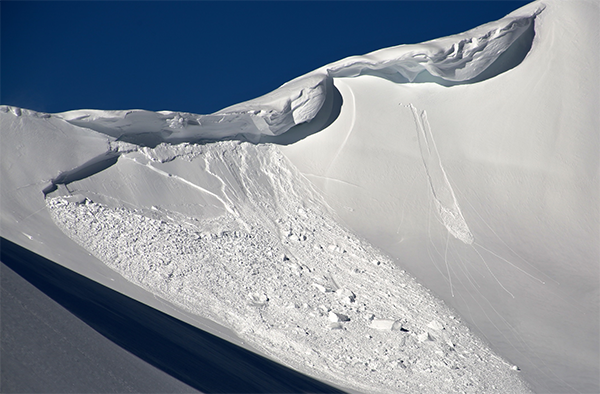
1, 1, 598, 393
41, 140, 529, 394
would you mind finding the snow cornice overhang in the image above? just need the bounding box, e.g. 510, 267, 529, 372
3, 2, 545, 143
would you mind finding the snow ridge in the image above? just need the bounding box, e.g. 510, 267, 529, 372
55, 75, 329, 144
324, 7, 542, 83
49, 5, 542, 144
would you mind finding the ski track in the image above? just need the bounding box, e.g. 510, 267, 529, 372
418, 160, 578, 393
402, 103, 474, 245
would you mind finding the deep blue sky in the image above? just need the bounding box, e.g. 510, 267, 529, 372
2, 1, 530, 115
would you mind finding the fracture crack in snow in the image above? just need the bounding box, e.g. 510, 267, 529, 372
124, 155, 239, 218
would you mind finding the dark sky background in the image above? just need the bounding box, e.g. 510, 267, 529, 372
2, 1, 530, 115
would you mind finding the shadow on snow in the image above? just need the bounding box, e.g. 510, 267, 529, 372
0, 237, 346, 394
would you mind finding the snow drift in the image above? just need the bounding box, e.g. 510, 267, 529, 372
1, 1, 598, 393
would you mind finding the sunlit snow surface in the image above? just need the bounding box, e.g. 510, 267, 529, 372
1, 1, 598, 393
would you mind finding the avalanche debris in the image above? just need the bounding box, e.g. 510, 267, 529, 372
47, 140, 532, 394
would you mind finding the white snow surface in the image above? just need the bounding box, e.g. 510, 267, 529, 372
1, 1, 598, 393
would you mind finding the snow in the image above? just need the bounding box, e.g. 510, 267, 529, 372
1, 1, 598, 393
53, 74, 329, 143
322, 2, 543, 83
42, 141, 531, 393
277, 1, 599, 392
1, 258, 199, 393
49, 1, 543, 144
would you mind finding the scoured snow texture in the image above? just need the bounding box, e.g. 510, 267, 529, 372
403, 103, 474, 245
54, 75, 329, 143
47, 141, 530, 394
323, 3, 542, 82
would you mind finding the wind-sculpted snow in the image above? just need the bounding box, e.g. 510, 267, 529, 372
323, 8, 542, 83
57, 75, 329, 144
53, 4, 542, 144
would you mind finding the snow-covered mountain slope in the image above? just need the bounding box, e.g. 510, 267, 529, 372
2, 111, 532, 393
1, 1, 597, 393
276, 1, 599, 393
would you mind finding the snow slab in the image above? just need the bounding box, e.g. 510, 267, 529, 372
1, 1, 598, 393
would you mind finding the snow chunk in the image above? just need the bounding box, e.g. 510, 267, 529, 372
370, 319, 403, 331
248, 292, 269, 307
417, 332, 434, 342
427, 320, 444, 331
328, 311, 350, 323
335, 288, 356, 303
